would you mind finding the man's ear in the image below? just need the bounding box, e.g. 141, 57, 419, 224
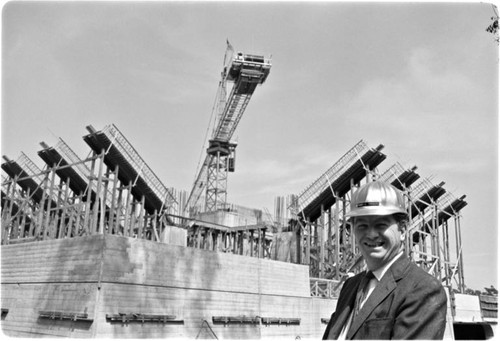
400, 229, 406, 241
398, 221, 407, 241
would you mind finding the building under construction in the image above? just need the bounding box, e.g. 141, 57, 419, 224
0, 47, 496, 339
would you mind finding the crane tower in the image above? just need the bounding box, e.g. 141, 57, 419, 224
186, 45, 271, 214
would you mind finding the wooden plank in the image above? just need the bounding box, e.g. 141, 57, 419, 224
82, 155, 96, 236
334, 194, 340, 280
48, 215, 58, 240
249, 230, 254, 257
19, 205, 28, 239
232, 232, 237, 254
92, 150, 105, 235
66, 204, 76, 238
257, 228, 261, 258
2, 181, 14, 241
101, 168, 111, 234
114, 187, 123, 235
108, 166, 119, 234
213, 230, 219, 251
42, 168, 56, 240
58, 179, 70, 239
306, 222, 311, 265
35, 173, 49, 239
129, 205, 137, 237
74, 198, 83, 237
319, 206, 325, 278
11, 209, 19, 240
123, 184, 132, 237
138, 196, 145, 239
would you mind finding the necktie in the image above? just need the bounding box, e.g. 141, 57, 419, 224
354, 271, 375, 315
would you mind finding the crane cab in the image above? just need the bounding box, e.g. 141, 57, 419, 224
227, 52, 272, 87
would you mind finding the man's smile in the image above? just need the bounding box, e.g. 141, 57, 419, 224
363, 240, 385, 248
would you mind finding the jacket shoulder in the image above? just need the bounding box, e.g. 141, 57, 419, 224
404, 261, 445, 290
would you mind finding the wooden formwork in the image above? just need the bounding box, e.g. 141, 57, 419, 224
1, 128, 467, 284
1, 150, 180, 246
278, 146, 466, 295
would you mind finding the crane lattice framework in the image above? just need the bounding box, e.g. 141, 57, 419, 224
186, 45, 272, 214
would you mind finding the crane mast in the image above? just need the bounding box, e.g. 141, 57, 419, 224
186, 47, 272, 214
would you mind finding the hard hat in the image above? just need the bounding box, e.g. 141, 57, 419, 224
346, 180, 407, 218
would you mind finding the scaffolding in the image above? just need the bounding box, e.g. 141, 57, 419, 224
1, 153, 58, 209
83, 124, 177, 215
0, 125, 273, 260
1, 129, 468, 295
409, 189, 467, 291
280, 141, 387, 281
378, 162, 420, 191
38, 139, 99, 202
272, 141, 467, 296
1, 153, 62, 243
1, 125, 181, 245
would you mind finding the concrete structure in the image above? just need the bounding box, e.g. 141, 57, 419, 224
1, 124, 496, 339
1, 234, 333, 338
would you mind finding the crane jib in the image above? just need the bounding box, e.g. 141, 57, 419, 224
185, 49, 272, 213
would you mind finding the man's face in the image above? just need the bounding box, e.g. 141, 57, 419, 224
353, 215, 405, 271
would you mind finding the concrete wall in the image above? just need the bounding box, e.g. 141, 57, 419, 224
195, 211, 258, 227
160, 225, 187, 246
1, 236, 102, 337
1, 235, 336, 338
454, 293, 483, 323
1, 283, 97, 337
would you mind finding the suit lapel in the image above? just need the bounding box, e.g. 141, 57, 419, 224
327, 275, 363, 339
346, 257, 411, 339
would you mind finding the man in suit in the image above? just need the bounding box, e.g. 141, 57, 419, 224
323, 181, 447, 340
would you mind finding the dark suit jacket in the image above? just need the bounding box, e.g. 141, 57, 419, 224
323, 256, 447, 340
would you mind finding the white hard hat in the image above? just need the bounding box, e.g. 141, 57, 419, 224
346, 180, 407, 218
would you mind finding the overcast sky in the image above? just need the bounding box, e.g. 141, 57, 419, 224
2, 1, 498, 290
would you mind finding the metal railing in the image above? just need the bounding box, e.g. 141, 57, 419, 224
378, 162, 405, 184
297, 140, 369, 212
310, 277, 342, 298
102, 124, 176, 207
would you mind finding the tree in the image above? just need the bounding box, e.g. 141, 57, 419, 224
455, 285, 498, 296
486, 5, 499, 43
483, 285, 498, 296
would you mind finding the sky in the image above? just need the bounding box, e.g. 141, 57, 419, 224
1, 1, 498, 291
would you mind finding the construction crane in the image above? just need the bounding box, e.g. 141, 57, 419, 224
185, 43, 271, 214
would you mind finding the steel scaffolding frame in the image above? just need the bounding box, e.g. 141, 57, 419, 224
1, 151, 175, 244
0, 125, 273, 263
297, 140, 369, 213
378, 162, 420, 191
276, 144, 467, 296
83, 124, 176, 215
1, 127, 468, 295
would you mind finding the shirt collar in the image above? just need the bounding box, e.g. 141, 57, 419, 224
371, 251, 404, 281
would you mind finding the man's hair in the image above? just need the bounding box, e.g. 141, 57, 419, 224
393, 213, 409, 231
